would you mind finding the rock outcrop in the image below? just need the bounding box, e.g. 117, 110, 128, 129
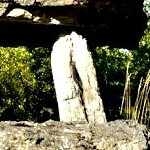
0, 120, 149, 150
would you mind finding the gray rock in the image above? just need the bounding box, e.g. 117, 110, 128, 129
36, 0, 76, 6
13, 0, 76, 6
0, 120, 149, 150
7, 8, 32, 19
0, 2, 9, 16
14, 0, 35, 6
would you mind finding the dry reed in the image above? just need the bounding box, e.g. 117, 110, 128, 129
120, 65, 150, 128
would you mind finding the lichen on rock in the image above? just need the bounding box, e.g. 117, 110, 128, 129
0, 120, 149, 150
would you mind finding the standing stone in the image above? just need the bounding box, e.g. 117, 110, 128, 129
51, 31, 106, 123
51, 34, 87, 123
71, 32, 106, 124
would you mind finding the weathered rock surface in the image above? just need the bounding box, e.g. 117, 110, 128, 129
0, 120, 149, 150
0, 2, 8, 16
14, 0, 77, 6
13, 0, 35, 6
7, 8, 32, 19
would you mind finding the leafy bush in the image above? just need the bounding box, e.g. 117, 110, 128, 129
0, 46, 58, 122
95, 19, 150, 124
95, 46, 132, 120
0, 46, 36, 120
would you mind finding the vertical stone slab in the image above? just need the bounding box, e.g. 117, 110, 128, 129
51, 34, 87, 122
51, 31, 106, 123
70, 32, 106, 124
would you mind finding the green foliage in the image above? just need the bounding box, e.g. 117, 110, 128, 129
94, 46, 133, 120
95, 19, 150, 123
0, 46, 58, 122
0, 47, 36, 120
133, 22, 150, 77
144, 0, 150, 17
95, 46, 132, 85
27, 47, 58, 122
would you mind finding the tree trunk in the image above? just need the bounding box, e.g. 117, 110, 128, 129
51, 31, 106, 124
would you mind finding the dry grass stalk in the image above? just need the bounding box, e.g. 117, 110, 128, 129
135, 70, 150, 125
121, 66, 150, 127
120, 62, 131, 119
